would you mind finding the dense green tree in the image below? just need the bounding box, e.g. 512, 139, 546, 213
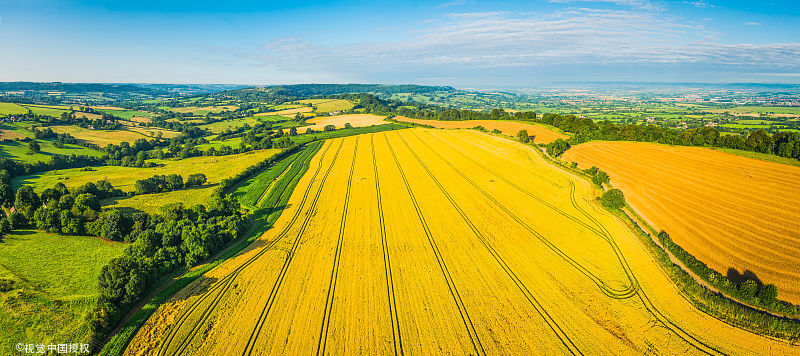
185, 173, 207, 187
28, 140, 41, 154
746, 129, 774, 154
516, 130, 529, 143
546, 139, 570, 157
599, 189, 626, 210
592, 171, 610, 186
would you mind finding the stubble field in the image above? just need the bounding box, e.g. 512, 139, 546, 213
562, 141, 800, 304
126, 129, 798, 355
393, 117, 568, 143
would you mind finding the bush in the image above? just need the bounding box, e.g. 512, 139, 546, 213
599, 189, 625, 210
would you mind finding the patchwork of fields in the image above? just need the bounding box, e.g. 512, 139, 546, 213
562, 141, 800, 304
126, 129, 795, 355
393, 117, 568, 143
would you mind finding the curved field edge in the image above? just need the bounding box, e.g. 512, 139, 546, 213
561, 141, 800, 307
540, 142, 800, 341
97, 142, 324, 356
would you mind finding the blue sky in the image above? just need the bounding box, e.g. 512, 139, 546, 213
1, 0, 798, 87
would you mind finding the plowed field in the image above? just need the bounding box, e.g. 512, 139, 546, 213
393, 117, 567, 143
127, 129, 798, 355
562, 141, 800, 304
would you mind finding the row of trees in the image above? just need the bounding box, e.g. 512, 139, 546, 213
8, 181, 124, 235
133, 173, 207, 195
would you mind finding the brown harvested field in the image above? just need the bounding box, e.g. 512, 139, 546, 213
256, 106, 314, 117
49, 125, 147, 146
394, 116, 568, 144
126, 126, 182, 138
304, 114, 388, 131
129, 116, 153, 123
127, 129, 797, 355
0, 129, 27, 140
562, 141, 800, 303
73, 112, 103, 120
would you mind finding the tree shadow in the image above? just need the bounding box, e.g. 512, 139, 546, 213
727, 267, 763, 288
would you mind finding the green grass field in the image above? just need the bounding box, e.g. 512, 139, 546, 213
0, 102, 29, 116
0, 230, 126, 346
94, 109, 155, 120
13, 149, 281, 192
0, 139, 104, 163
199, 117, 264, 133
21, 104, 70, 117
104, 185, 218, 213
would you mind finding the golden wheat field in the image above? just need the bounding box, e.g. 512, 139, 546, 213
393, 116, 568, 143
562, 141, 800, 304
126, 129, 798, 355
303, 113, 388, 131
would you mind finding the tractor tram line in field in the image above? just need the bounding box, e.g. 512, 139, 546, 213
316, 137, 359, 356
155, 141, 336, 356
384, 133, 486, 356
371, 135, 404, 356
421, 130, 724, 355
242, 140, 346, 356
394, 133, 583, 355
425, 131, 635, 298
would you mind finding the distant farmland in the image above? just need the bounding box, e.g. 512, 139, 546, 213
562, 141, 800, 304
126, 129, 793, 355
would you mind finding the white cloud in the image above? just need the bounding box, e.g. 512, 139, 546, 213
241, 8, 800, 84
745, 22, 761, 26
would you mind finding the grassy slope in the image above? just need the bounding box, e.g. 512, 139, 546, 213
0, 102, 29, 116
0, 139, 104, 163
103, 186, 218, 214
0, 230, 126, 346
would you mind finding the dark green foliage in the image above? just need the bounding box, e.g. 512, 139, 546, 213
591, 170, 610, 186
599, 189, 625, 210
323, 124, 335, 132
546, 138, 570, 157
134, 174, 184, 194
516, 130, 529, 143
27, 140, 41, 154
344, 122, 353, 129
185, 173, 207, 187
656, 230, 798, 316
